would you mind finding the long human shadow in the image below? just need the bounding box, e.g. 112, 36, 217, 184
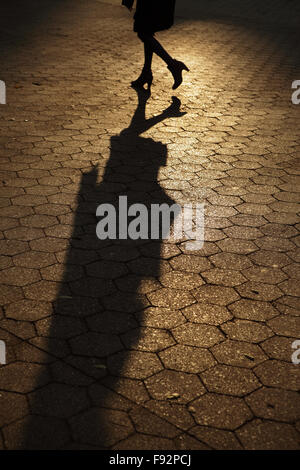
23, 89, 186, 449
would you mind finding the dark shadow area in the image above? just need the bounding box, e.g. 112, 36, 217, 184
175, 0, 300, 29
0, 0, 67, 47
22, 89, 186, 449
1, 0, 300, 48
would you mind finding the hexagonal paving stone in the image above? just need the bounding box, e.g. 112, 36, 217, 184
108, 350, 163, 379
53, 294, 101, 317
0, 266, 40, 286
159, 271, 204, 290
191, 393, 252, 430
0, 206, 33, 219
228, 299, 279, 321
89, 383, 132, 411
116, 275, 160, 294
99, 245, 139, 262
230, 214, 266, 227
282, 263, 300, 279
254, 360, 300, 391
261, 335, 298, 362
200, 364, 261, 396
236, 419, 300, 450
249, 250, 291, 267
179, 241, 220, 257
224, 226, 263, 240
189, 426, 242, 450
278, 279, 299, 297
0, 255, 13, 270
0, 391, 28, 427
34, 204, 70, 216
216, 238, 257, 254
0, 362, 50, 393
69, 331, 122, 357
5, 299, 53, 321
236, 281, 283, 301
265, 212, 300, 225
36, 313, 86, 337
69, 407, 134, 447
272, 297, 299, 317
20, 214, 58, 228
65, 248, 98, 266
261, 223, 298, 238
221, 319, 273, 343
245, 388, 300, 422
112, 434, 175, 450
140, 242, 181, 259
4, 226, 44, 241
145, 400, 195, 431
170, 254, 213, 273
102, 376, 149, 405
129, 258, 172, 276
267, 315, 300, 337
136, 307, 185, 329
13, 251, 56, 268
211, 340, 267, 368
14, 341, 54, 364
103, 291, 148, 313
3, 415, 70, 450
86, 260, 128, 279
121, 327, 175, 352
182, 303, 232, 325
0, 217, 19, 231
174, 433, 210, 450
0, 240, 29, 256
41, 263, 84, 282
147, 288, 195, 309
144, 369, 205, 403
172, 323, 224, 348
30, 237, 68, 253
288, 249, 300, 263
44, 224, 74, 239
192, 285, 240, 306
0, 317, 35, 340
201, 268, 246, 286
242, 266, 287, 284
23, 280, 61, 301
159, 344, 215, 373
210, 252, 253, 270
0, 285, 24, 305
86, 310, 137, 335
129, 405, 179, 439
255, 236, 296, 252
28, 383, 89, 418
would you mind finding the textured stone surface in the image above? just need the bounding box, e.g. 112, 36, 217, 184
0, 0, 299, 450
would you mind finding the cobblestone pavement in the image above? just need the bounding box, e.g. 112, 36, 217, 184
0, 0, 300, 450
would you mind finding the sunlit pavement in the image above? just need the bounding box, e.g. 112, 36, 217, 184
0, 0, 300, 450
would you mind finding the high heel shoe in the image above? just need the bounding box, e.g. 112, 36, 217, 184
131, 70, 153, 90
167, 60, 189, 90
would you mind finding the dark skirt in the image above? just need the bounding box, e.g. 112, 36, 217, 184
134, 0, 176, 33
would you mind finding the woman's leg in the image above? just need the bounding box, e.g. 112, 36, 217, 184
135, 31, 188, 90
143, 42, 153, 72
138, 32, 173, 67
